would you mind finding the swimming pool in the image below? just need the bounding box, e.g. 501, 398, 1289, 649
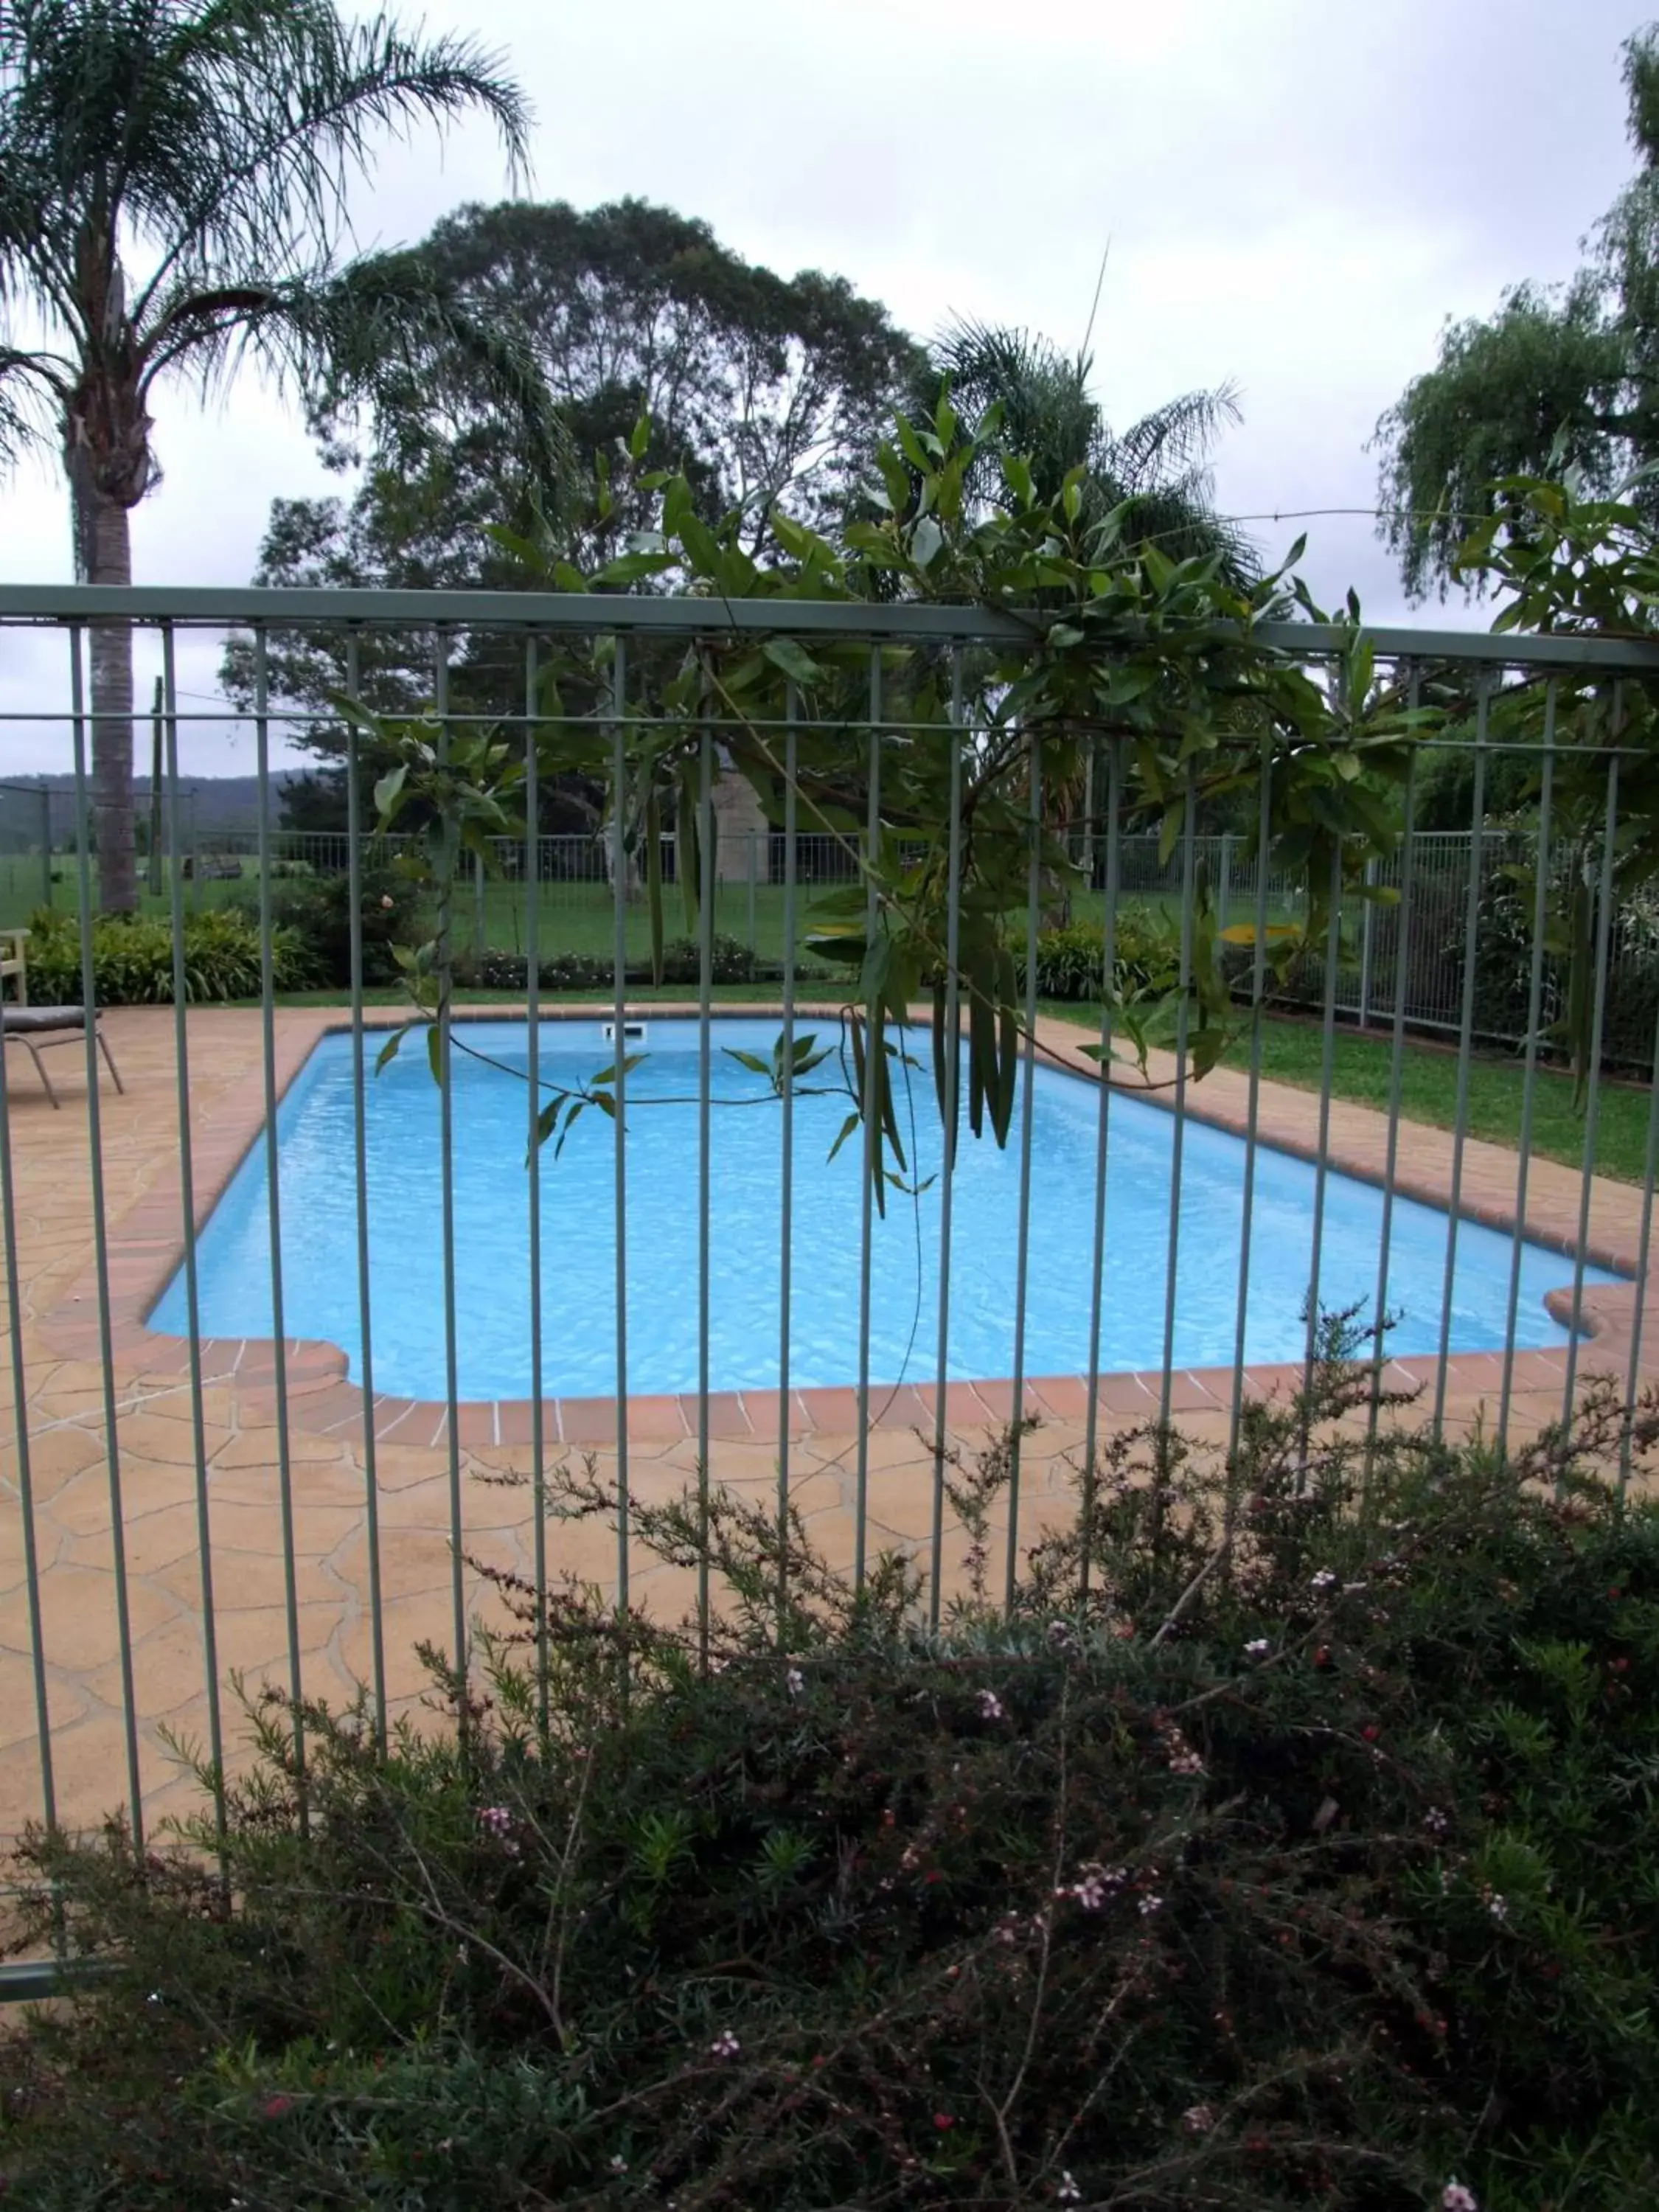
150, 1018, 1619, 1400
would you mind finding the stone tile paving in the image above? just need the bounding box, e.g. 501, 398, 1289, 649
0, 1003, 1650, 1846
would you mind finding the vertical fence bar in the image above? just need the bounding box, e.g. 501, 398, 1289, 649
776, 688, 799, 1554
1301, 839, 1345, 1408
524, 639, 548, 1733
344, 637, 387, 1745
1357, 857, 1377, 1029
473, 849, 486, 961
1431, 675, 1491, 1438
928, 652, 967, 1627
1228, 737, 1277, 1462
68, 623, 144, 1848
1621, 988, 1659, 1493
1366, 689, 1419, 1452
853, 650, 882, 1591
1081, 737, 1122, 1590
1004, 731, 1043, 1612
1158, 765, 1200, 1430
0, 922, 56, 1840
1497, 698, 1556, 1458
159, 626, 228, 1845
1561, 748, 1622, 1433
697, 712, 714, 1658
747, 829, 757, 960
610, 639, 630, 1618
434, 639, 467, 1686
251, 629, 307, 1802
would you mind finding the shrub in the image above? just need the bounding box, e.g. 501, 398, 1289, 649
21, 907, 315, 1004
6, 1352, 1659, 2209
455, 936, 768, 992
226, 860, 416, 989
657, 933, 757, 985
1017, 905, 1174, 1001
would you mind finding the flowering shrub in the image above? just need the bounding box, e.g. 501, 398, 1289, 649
5, 1350, 1659, 2208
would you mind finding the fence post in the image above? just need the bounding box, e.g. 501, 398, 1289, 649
147, 677, 164, 900
1218, 831, 1233, 935
473, 849, 487, 960
38, 785, 51, 909
747, 828, 757, 956
1357, 855, 1377, 1029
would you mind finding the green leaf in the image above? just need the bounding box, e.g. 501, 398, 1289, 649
803, 928, 868, 965
373, 764, 408, 821
592, 549, 678, 587
723, 1048, 773, 1077
375, 1026, 407, 1074
911, 516, 944, 569
629, 413, 652, 462
591, 1053, 647, 1089
761, 636, 825, 686
426, 1021, 443, 1087
552, 1099, 586, 1158
1001, 453, 1035, 509
826, 1110, 862, 1164
894, 414, 931, 473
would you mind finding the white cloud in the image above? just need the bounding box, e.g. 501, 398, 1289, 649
0, 0, 1646, 771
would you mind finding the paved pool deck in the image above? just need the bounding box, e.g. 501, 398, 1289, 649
0, 1002, 1652, 1846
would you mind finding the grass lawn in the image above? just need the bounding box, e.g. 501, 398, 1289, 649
1044, 998, 1656, 1186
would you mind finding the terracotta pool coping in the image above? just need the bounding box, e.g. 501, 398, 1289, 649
36, 1001, 1649, 1444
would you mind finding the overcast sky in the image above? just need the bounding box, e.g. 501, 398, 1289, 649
0, 0, 1649, 774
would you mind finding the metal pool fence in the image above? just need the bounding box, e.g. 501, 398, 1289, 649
29, 821, 1659, 1062
1, 584, 1659, 1996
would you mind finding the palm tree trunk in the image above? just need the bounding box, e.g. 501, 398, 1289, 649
85, 492, 137, 914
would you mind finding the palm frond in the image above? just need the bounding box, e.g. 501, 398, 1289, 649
1, 0, 531, 330
0, 342, 68, 464
1101, 382, 1242, 495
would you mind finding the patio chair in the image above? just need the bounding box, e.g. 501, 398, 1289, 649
2, 1005, 124, 1108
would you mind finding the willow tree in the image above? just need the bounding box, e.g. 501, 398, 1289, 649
1375, 22, 1659, 598
0, 0, 552, 909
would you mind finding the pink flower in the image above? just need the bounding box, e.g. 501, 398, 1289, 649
261, 2094, 293, 2120
978, 1688, 1006, 1722
1181, 2103, 1214, 2135
1442, 2183, 1478, 2212
933, 2112, 955, 2131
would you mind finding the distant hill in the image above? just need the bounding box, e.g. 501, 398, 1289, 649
0, 773, 303, 846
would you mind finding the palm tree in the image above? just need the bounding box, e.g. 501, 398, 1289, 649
915, 320, 1256, 922
0, 0, 554, 910
921, 318, 1255, 580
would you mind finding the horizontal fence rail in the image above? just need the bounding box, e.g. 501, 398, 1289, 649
2, 586, 1658, 1997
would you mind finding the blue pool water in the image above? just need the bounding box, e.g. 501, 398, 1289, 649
150, 1018, 1618, 1399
